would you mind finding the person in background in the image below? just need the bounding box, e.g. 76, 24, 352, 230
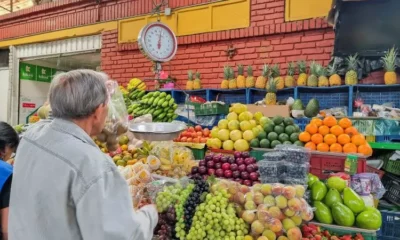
0, 122, 19, 240
9, 69, 158, 240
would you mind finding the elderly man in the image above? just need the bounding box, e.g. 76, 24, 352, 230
9, 70, 158, 240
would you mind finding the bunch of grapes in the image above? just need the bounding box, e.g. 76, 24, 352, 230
183, 177, 209, 232
156, 183, 184, 212
184, 189, 249, 240
173, 184, 195, 240
154, 207, 177, 240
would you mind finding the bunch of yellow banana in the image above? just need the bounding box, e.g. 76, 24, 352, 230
159, 157, 173, 171
127, 78, 146, 91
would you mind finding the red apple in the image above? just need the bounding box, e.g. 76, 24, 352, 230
249, 172, 259, 181
241, 171, 249, 179
236, 158, 244, 165
232, 170, 240, 178
215, 163, 222, 169
238, 164, 246, 172
243, 179, 252, 186
224, 170, 233, 178
215, 169, 224, 177
246, 164, 255, 173
222, 163, 231, 171
230, 163, 238, 171
208, 169, 216, 176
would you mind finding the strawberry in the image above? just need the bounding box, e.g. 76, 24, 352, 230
354, 233, 364, 240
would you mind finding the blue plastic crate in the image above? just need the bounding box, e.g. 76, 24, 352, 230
173, 89, 208, 104
297, 86, 351, 111
247, 88, 295, 104
209, 88, 247, 105
377, 210, 400, 240
353, 84, 400, 108
175, 114, 226, 129
294, 118, 311, 131
375, 135, 400, 143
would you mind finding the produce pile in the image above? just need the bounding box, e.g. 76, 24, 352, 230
251, 116, 302, 149
191, 152, 259, 186
127, 91, 178, 122
121, 78, 147, 106
309, 175, 382, 230
174, 125, 211, 143
299, 117, 372, 156
301, 223, 366, 240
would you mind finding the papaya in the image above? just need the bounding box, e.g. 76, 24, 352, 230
308, 173, 320, 188
324, 188, 343, 208
314, 201, 333, 224
343, 187, 365, 214
356, 208, 382, 230
332, 202, 355, 227
326, 176, 347, 193
311, 181, 327, 201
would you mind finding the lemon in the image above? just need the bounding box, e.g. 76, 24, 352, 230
234, 139, 250, 151
240, 120, 252, 131
230, 130, 243, 141
243, 130, 255, 141
228, 120, 240, 131
211, 127, 220, 138
254, 111, 264, 121
208, 138, 222, 149
218, 119, 229, 129
223, 140, 234, 150
226, 112, 238, 121
217, 129, 230, 141
249, 120, 257, 128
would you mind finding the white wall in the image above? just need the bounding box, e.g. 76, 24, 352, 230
0, 68, 9, 122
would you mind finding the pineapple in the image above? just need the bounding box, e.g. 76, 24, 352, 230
272, 64, 284, 89
297, 60, 308, 86
285, 62, 296, 88
256, 64, 269, 89
382, 47, 398, 85
245, 65, 255, 88
345, 53, 359, 85
236, 65, 246, 88
193, 71, 202, 90
328, 61, 341, 86
317, 65, 329, 87
228, 67, 237, 89
186, 70, 194, 90
307, 61, 318, 87
220, 67, 229, 89
265, 79, 277, 105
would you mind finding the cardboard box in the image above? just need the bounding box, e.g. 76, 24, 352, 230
246, 104, 290, 117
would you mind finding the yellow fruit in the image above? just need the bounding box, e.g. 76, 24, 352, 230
297, 60, 307, 86
246, 65, 255, 88
234, 139, 250, 151
256, 64, 269, 89
382, 47, 398, 85
345, 53, 359, 85
186, 70, 194, 90
221, 66, 230, 89
285, 62, 296, 88
193, 71, 202, 90
237, 64, 246, 88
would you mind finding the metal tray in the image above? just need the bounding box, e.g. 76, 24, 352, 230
129, 122, 186, 141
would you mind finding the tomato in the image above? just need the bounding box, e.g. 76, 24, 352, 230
194, 125, 202, 131
200, 137, 207, 143
191, 132, 198, 138
196, 131, 203, 137
203, 128, 210, 137
193, 137, 200, 143
180, 137, 187, 142
188, 127, 195, 132
187, 137, 193, 142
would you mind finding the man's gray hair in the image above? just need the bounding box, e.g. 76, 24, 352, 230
49, 69, 109, 120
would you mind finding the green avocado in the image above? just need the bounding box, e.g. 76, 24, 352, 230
332, 202, 355, 227
311, 181, 327, 201
314, 201, 333, 224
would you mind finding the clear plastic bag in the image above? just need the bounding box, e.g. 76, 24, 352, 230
262, 151, 285, 161
275, 144, 311, 164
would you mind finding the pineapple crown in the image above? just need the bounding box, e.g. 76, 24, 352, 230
223, 66, 230, 79
188, 70, 194, 81
262, 64, 270, 78
327, 59, 338, 76
297, 60, 307, 74
267, 79, 277, 93
271, 64, 280, 78
317, 65, 327, 77
309, 61, 319, 76
247, 65, 253, 77
287, 62, 295, 76
346, 53, 359, 71
229, 67, 235, 79
237, 65, 244, 75
381, 47, 398, 72
195, 71, 201, 79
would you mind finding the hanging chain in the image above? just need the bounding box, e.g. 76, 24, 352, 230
151, 0, 168, 22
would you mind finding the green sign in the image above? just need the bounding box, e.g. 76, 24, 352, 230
20, 63, 59, 82
20, 63, 37, 81
37, 66, 52, 82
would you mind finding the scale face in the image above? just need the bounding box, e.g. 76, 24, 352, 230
138, 22, 178, 63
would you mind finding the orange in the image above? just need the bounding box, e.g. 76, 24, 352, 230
311, 133, 324, 145
310, 118, 323, 127
299, 132, 311, 142
358, 144, 373, 156
345, 126, 359, 136
323, 116, 337, 127
339, 118, 352, 129
330, 143, 343, 153
330, 125, 344, 136
343, 143, 358, 153
318, 125, 330, 136
305, 142, 316, 150
352, 134, 366, 146
305, 124, 318, 135
317, 143, 329, 152
324, 134, 337, 145
337, 134, 351, 145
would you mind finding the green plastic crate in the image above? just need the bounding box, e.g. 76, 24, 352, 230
313, 222, 377, 240
384, 159, 400, 175
194, 103, 229, 116
191, 147, 206, 160
250, 148, 275, 161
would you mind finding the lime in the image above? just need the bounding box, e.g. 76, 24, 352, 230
271, 140, 282, 149
267, 132, 278, 141
294, 141, 304, 147
283, 141, 292, 145
273, 116, 284, 125
274, 125, 284, 135
285, 125, 295, 136
290, 132, 300, 143
278, 133, 290, 142
250, 139, 260, 148
258, 131, 267, 140
283, 117, 294, 126
293, 125, 301, 133
260, 139, 270, 148
264, 123, 275, 133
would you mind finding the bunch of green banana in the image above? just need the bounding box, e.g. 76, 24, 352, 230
136, 141, 152, 158
128, 91, 178, 122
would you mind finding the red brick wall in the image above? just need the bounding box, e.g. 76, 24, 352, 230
101, 0, 336, 88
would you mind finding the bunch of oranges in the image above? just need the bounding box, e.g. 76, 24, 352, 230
299, 116, 372, 156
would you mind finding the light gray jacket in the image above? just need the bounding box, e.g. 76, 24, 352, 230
9, 118, 158, 240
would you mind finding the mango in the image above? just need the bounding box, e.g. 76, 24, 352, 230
326, 176, 347, 193
332, 202, 355, 227
324, 188, 343, 208
314, 201, 333, 224
311, 181, 327, 201
343, 187, 365, 214
356, 208, 382, 230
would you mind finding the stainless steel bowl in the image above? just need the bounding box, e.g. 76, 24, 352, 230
129, 122, 187, 141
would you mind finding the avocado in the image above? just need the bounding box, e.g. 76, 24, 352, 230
304, 98, 320, 118
292, 99, 304, 110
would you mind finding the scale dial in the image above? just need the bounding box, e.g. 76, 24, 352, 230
138, 22, 177, 62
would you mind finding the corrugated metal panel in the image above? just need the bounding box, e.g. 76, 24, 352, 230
15, 35, 102, 59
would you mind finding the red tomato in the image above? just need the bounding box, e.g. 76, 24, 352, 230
203, 128, 210, 137
193, 137, 200, 143
188, 127, 195, 132
194, 125, 202, 132
191, 132, 198, 138
200, 137, 207, 143
187, 137, 193, 142
196, 131, 203, 137
180, 137, 187, 142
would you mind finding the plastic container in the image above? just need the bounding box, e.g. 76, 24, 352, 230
249, 148, 275, 161
191, 147, 206, 160
258, 161, 284, 178
383, 159, 400, 176
377, 210, 400, 240
381, 173, 400, 206
312, 222, 377, 240
194, 103, 229, 116
366, 165, 385, 179
309, 152, 367, 180
344, 154, 359, 175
